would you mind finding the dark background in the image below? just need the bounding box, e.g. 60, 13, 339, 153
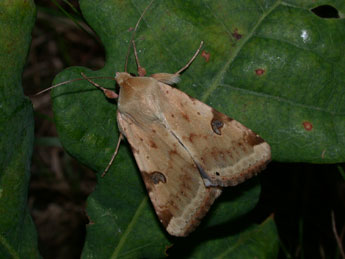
24, 1, 345, 258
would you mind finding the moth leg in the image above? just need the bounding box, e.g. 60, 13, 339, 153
175, 41, 204, 75
101, 133, 123, 177
80, 72, 118, 99
132, 40, 147, 76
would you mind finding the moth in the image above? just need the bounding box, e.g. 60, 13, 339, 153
86, 42, 271, 236
113, 53, 271, 236
39, 1, 271, 237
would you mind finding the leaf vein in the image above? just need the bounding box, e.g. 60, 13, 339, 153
201, 0, 282, 102
219, 83, 345, 116
111, 196, 148, 259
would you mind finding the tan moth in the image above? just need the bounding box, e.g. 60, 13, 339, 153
38, 1, 271, 237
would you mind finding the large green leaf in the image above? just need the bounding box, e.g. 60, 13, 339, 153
169, 216, 279, 258
0, 0, 40, 258
51, 0, 345, 257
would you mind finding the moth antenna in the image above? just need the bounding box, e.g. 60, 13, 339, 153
33, 78, 87, 96
101, 133, 124, 177
132, 40, 146, 76
175, 41, 204, 75
124, 0, 155, 72
80, 73, 118, 99
33, 76, 115, 96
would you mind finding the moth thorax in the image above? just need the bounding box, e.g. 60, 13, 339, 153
115, 72, 132, 86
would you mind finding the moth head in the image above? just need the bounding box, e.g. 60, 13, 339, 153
115, 72, 132, 86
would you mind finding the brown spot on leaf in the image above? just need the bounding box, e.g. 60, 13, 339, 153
255, 68, 265, 75
232, 28, 242, 40
303, 121, 313, 131
201, 50, 210, 62
151, 171, 167, 184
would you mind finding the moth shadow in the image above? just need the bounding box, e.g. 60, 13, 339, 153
167, 179, 261, 257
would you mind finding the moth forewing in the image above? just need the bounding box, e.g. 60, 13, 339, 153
157, 84, 271, 187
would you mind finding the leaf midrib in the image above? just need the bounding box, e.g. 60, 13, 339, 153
111, 196, 148, 259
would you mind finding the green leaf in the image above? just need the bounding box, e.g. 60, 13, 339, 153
0, 0, 40, 258
50, 0, 345, 257
170, 216, 279, 258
